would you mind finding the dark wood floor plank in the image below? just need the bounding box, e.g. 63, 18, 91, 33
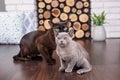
0, 39, 120, 80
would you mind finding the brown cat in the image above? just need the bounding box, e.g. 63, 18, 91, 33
13, 20, 70, 65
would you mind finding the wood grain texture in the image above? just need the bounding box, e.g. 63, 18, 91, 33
82, 23, 89, 31
84, 2, 89, 7
84, 8, 89, 13
71, 7, 77, 13
69, 14, 78, 22
38, 26, 46, 31
59, 0, 65, 2
59, 3, 65, 8
75, 30, 84, 38
52, 8, 60, 17
60, 13, 68, 21
37, 0, 91, 39
38, 0, 43, 1
63, 6, 70, 13
77, 10, 82, 15
39, 14, 43, 19
44, 0, 52, 4
43, 11, 51, 19
39, 20, 44, 25
44, 20, 51, 29
52, 18, 60, 23
79, 14, 89, 23
66, 0, 75, 7
51, 0, 59, 7
46, 5, 51, 10
38, 2, 45, 8
76, 1, 83, 9
73, 22, 81, 30
85, 32, 90, 37
82, 0, 87, 2
38, 9, 43, 13
1, 39, 120, 80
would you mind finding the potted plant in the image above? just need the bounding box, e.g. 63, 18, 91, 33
91, 11, 106, 41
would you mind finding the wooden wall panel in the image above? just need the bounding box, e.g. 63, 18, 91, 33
36, 0, 91, 39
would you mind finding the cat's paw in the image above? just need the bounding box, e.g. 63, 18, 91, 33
76, 70, 84, 74
65, 68, 72, 73
59, 67, 65, 71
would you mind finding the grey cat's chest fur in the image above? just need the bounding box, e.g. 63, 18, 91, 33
56, 46, 72, 61
56, 41, 78, 62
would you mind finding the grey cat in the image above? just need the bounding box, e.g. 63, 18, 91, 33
55, 32, 92, 74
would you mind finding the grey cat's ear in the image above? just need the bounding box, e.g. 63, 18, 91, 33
68, 29, 74, 38
48, 21, 54, 28
65, 19, 71, 27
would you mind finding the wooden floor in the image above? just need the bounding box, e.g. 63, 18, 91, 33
0, 39, 120, 80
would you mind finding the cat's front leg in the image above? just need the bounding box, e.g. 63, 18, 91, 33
77, 58, 92, 74
59, 58, 66, 71
65, 58, 76, 73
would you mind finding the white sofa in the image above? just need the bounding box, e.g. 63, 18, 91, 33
0, 11, 37, 44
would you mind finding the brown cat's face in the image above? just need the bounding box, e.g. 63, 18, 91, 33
48, 20, 70, 36
54, 22, 69, 32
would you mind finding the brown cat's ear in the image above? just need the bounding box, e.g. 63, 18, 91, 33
54, 29, 59, 36
48, 21, 54, 28
68, 28, 74, 38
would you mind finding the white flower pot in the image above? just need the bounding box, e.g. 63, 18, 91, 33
92, 26, 106, 41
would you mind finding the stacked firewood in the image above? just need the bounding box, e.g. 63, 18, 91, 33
37, 0, 91, 39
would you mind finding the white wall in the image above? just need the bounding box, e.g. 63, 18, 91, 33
91, 0, 120, 38
5, 0, 36, 11
5, 0, 120, 38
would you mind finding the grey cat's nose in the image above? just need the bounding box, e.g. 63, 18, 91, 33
61, 41, 63, 43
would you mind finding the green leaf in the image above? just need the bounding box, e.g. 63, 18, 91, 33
91, 11, 106, 26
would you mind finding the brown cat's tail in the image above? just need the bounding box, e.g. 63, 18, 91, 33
13, 52, 30, 61
13, 53, 43, 61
